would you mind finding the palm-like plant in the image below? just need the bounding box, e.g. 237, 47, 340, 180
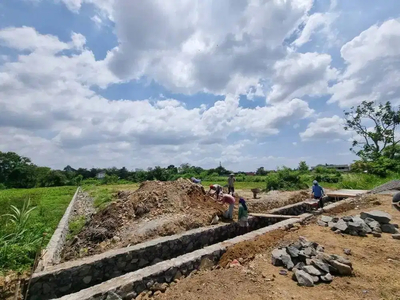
2, 198, 36, 236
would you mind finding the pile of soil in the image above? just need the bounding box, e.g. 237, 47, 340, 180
247, 190, 309, 213
62, 179, 225, 261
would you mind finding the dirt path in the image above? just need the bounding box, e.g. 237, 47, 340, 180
154, 194, 400, 300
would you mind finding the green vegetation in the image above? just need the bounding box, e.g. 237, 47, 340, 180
0, 186, 76, 272
67, 216, 86, 241
83, 183, 139, 209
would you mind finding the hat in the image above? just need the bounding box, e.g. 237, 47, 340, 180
313, 180, 318, 185
230, 173, 234, 176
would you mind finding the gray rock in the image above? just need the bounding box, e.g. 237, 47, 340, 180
330, 255, 352, 267
295, 270, 314, 287
302, 265, 323, 276
343, 248, 352, 255
321, 216, 333, 223
294, 262, 305, 270
331, 217, 339, 222
349, 229, 359, 236
291, 241, 302, 249
360, 210, 392, 224
372, 231, 382, 237
320, 273, 333, 282
287, 246, 300, 258
316, 245, 325, 253
318, 220, 328, 227
352, 216, 372, 233
311, 259, 330, 273
304, 246, 316, 257
83, 276, 92, 284
271, 249, 284, 266
392, 234, 400, 240
330, 260, 352, 275
328, 221, 337, 229
382, 224, 400, 234
281, 250, 294, 270
342, 216, 353, 222
311, 275, 319, 283
336, 219, 348, 232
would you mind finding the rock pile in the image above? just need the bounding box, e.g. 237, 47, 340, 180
318, 210, 399, 238
271, 237, 353, 287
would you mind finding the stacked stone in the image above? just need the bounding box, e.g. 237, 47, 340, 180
318, 210, 400, 239
271, 236, 353, 287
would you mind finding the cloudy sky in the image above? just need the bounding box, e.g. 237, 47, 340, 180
1, 0, 400, 171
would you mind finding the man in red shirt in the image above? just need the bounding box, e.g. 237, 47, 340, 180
219, 193, 235, 220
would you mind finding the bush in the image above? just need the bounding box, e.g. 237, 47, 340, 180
265, 168, 308, 191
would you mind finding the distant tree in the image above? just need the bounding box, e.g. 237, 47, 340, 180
298, 161, 309, 173
0, 151, 37, 188
256, 167, 268, 176
344, 101, 400, 160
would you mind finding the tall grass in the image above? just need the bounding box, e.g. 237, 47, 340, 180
0, 186, 76, 272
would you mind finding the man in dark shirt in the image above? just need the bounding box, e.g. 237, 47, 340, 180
311, 180, 325, 208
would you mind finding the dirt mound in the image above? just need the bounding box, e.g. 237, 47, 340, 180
247, 190, 309, 213
62, 179, 225, 261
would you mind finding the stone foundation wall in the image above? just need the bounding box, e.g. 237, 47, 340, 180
36, 187, 80, 271
28, 215, 283, 300
55, 214, 313, 300
269, 201, 311, 215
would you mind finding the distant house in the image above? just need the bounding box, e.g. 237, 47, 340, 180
311, 164, 350, 172
96, 171, 106, 179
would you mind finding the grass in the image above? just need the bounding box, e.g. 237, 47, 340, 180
67, 216, 86, 241
82, 183, 139, 210
0, 186, 76, 272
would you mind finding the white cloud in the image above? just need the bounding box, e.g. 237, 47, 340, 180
0, 26, 316, 169
300, 115, 349, 141
329, 19, 400, 108
104, 0, 314, 95
267, 52, 337, 103
0, 26, 68, 53
292, 12, 337, 47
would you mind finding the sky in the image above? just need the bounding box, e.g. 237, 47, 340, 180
1, 0, 400, 171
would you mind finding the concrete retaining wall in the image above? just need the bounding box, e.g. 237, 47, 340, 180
55, 214, 313, 300
28, 215, 283, 300
36, 187, 81, 271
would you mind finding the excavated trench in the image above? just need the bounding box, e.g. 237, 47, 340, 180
27, 201, 313, 300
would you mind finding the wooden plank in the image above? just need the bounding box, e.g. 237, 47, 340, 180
249, 213, 301, 219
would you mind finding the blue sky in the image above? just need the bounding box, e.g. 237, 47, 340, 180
0, 0, 400, 171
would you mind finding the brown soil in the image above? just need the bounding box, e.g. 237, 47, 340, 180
154, 194, 400, 300
62, 179, 227, 260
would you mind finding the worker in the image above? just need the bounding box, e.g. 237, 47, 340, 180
228, 173, 236, 195
393, 192, 400, 212
191, 177, 201, 184
208, 184, 223, 200
238, 198, 249, 230
219, 193, 235, 220
311, 180, 325, 208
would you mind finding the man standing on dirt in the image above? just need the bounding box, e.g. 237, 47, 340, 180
228, 173, 236, 195
311, 180, 325, 208
219, 193, 235, 220
208, 184, 223, 200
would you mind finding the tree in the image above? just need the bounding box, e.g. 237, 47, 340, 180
256, 167, 268, 176
344, 101, 400, 160
298, 161, 309, 173
0, 152, 36, 188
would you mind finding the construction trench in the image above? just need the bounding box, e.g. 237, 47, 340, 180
25, 187, 363, 300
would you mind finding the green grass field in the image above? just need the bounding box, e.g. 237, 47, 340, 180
0, 186, 77, 272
